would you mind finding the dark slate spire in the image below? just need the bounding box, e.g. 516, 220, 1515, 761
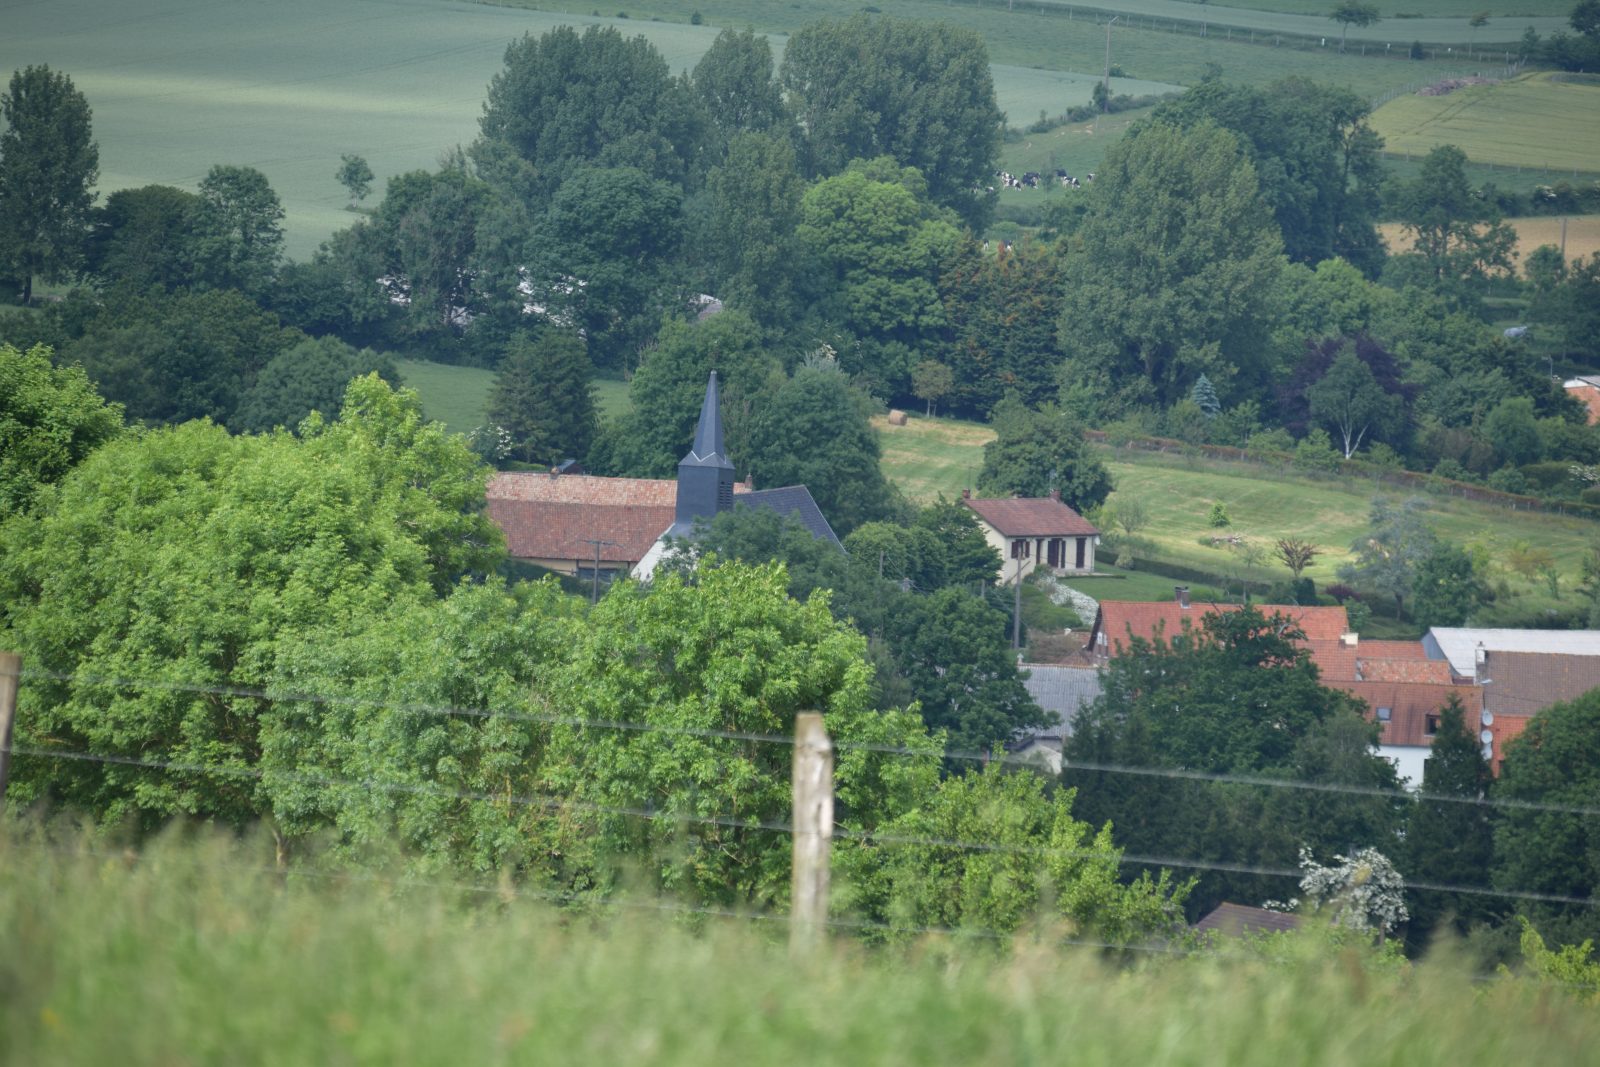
673, 371, 736, 532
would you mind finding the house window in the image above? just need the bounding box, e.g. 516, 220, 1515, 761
1010, 539, 1031, 559
1376, 706, 1392, 723
1424, 713, 1440, 736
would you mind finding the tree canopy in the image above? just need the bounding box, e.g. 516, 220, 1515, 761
1065, 606, 1403, 918
0, 375, 502, 831
0, 342, 122, 518
780, 15, 1002, 229
977, 397, 1113, 511
1056, 120, 1284, 408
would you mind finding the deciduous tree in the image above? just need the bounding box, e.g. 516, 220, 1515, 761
0, 342, 122, 518
190, 165, 285, 297
1056, 121, 1283, 407
780, 15, 1002, 229
977, 397, 1113, 511
0, 66, 98, 304
1065, 606, 1403, 918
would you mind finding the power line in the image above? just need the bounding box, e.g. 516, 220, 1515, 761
10, 744, 1594, 910
19, 666, 1600, 818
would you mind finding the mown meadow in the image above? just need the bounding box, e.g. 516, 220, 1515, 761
874, 412, 1600, 616
3, 828, 1599, 1067
1370, 72, 1600, 175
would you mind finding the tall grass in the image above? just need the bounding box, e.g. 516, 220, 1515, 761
3, 827, 1598, 1065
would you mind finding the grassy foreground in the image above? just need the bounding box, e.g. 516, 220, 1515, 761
3, 830, 1598, 1066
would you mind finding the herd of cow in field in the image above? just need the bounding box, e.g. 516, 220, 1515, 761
993, 168, 1095, 191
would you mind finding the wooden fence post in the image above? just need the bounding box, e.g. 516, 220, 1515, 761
0, 652, 20, 805
790, 712, 833, 956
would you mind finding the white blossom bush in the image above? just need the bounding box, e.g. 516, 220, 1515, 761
1298, 846, 1408, 936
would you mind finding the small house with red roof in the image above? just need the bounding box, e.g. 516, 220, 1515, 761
960, 490, 1100, 584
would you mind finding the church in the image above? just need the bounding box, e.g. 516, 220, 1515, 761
485, 373, 841, 583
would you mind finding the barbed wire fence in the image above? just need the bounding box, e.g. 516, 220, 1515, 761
3, 660, 1597, 950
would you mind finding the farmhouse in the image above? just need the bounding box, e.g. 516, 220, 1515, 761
960, 490, 1099, 585
485, 373, 839, 582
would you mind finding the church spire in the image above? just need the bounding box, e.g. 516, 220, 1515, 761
684, 370, 730, 465
673, 371, 736, 531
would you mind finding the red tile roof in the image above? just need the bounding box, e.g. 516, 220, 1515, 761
485, 473, 749, 565
1566, 381, 1600, 425
1091, 601, 1349, 659
1357, 657, 1454, 684
1347, 681, 1483, 748
962, 496, 1099, 537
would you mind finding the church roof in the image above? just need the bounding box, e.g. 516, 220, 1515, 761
739, 486, 843, 548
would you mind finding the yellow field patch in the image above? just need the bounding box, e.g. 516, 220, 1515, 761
1371, 72, 1600, 174
1377, 215, 1600, 271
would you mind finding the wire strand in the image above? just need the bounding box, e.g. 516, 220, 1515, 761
11, 744, 1594, 910
17, 665, 1600, 819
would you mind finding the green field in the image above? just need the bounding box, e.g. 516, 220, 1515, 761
874, 414, 1600, 607
5, 829, 1599, 1065
3, 0, 1489, 259
395, 359, 495, 436
1371, 72, 1600, 175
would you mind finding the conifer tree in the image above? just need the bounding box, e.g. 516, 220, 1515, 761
1190, 373, 1221, 419
487, 330, 597, 466
1404, 694, 1496, 949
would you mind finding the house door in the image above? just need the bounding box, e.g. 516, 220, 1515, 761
1075, 537, 1086, 569
1046, 538, 1062, 568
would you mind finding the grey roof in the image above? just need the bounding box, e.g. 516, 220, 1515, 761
682, 370, 733, 470
1424, 627, 1600, 678
738, 486, 843, 549
1018, 664, 1102, 738
1481, 650, 1600, 718
1194, 902, 1300, 937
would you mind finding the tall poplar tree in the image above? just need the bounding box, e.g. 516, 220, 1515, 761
0, 66, 98, 304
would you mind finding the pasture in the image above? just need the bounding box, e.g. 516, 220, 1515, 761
1377, 215, 1600, 270
1370, 72, 1600, 175
395, 359, 495, 436
873, 414, 1600, 606
4, 0, 1484, 259
6, 829, 1600, 1066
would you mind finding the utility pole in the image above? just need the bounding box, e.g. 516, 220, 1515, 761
1094, 15, 1119, 136
580, 538, 618, 605
1012, 558, 1025, 650
790, 711, 833, 957
0, 652, 19, 805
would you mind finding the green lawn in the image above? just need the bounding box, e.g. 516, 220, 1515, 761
395, 359, 495, 436
1371, 72, 1600, 175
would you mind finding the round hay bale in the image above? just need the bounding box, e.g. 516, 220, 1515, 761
887, 409, 908, 426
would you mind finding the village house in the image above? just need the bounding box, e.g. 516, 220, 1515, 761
1084, 590, 1517, 786
485, 372, 839, 584
959, 490, 1100, 585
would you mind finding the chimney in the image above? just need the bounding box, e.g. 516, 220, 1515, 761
742, 473, 754, 490
1341, 632, 1358, 648
1049, 488, 1061, 502
1175, 586, 1190, 608
961, 488, 971, 499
